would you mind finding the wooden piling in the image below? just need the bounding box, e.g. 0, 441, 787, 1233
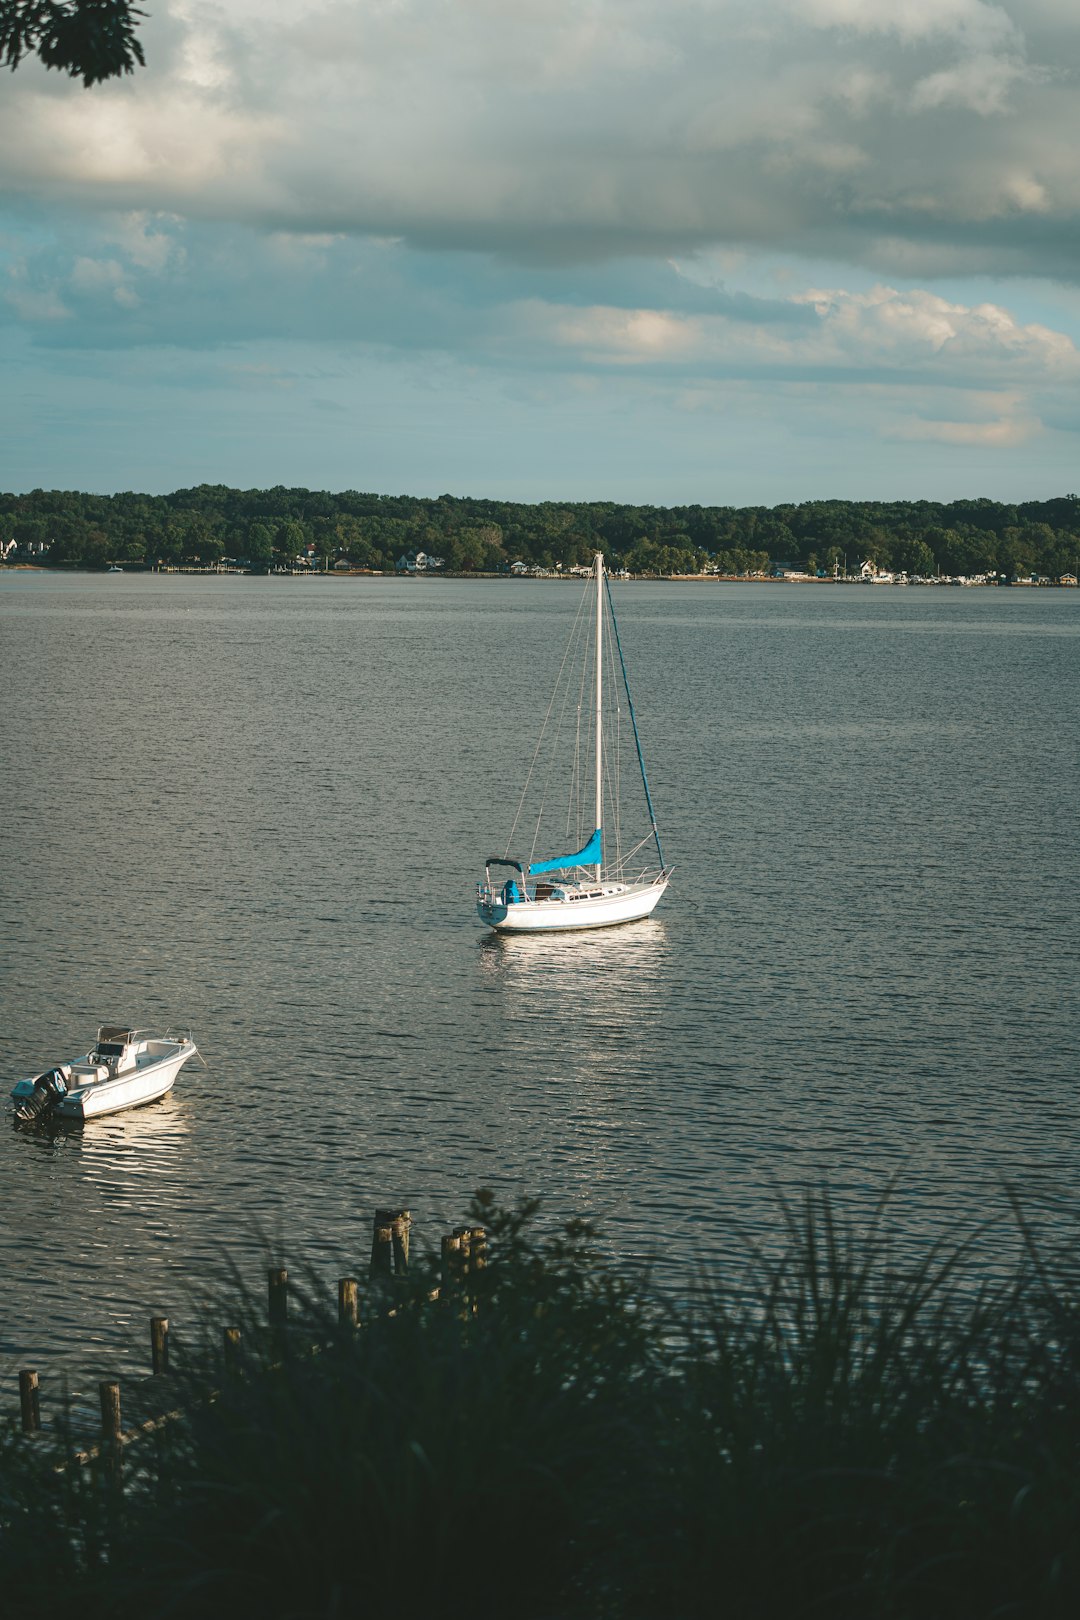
391, 1212, 411, 1275
338, 1277, 360, 1329
463, 1224, 487, 1283
453, 1225, 487, 1269
150, 1316, 170, 1375
18, 1369, 40, 1435
8, 1208, 500, 1461
393, 1218, 409, 1276
453, 1224, 487, 1312
378, 1211, 417, 1270
99, 1380, 122, 1447
223, 1325, 242, 1374
99, 1380, 123, 1483
441, 1232, 463, 1297
268, 1267, 288, 1328
370, 1218, 394, 1277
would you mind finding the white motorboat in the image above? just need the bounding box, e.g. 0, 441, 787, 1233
11, 1026, 198, 1123
477, 553, 670, 933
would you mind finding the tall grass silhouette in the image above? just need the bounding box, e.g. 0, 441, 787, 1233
2, 1189, 1077, 1618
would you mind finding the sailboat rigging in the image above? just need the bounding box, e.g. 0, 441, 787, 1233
476, 553, 670, 932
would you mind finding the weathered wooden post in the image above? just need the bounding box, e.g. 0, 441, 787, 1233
371, 1207, 410, 1276
370, 1221, 393, 1276
455, 1225, 487, 1313
338, 1277, 360, 1330
18, 1369, 40, 1435
464, 1224, 487, 1283
150, 1316, 170, 1375
390, 1210, 411, 1275
370, 1213, 394, 1277
268, 1267, 288, 1326
100, 1379, 123, 1481
223, 1325, 242, 1375
100, 1380, 122, 1442
441, 1232, 463, 1303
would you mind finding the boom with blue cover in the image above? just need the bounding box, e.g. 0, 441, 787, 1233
528, 828, 602, 876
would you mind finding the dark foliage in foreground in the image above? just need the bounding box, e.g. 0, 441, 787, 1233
0, 1, 145, 85
2, 1191, 1079, 1618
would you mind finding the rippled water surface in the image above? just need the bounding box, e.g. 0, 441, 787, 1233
2, 572, 1078, 1379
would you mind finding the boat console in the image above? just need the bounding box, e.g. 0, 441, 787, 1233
90, 1027, 138, 1074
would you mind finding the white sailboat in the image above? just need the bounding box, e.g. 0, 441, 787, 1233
476, 553, 670, 932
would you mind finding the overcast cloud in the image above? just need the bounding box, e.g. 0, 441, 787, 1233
2, 0, 1079, 500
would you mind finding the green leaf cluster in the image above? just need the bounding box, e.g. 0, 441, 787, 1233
0, 1, 145, 86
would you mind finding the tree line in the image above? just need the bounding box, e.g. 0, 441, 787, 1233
3, 484, 1080, 579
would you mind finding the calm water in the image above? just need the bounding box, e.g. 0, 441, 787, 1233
1, 572, 1078, 1381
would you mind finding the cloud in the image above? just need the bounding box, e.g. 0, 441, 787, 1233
0, 1, 1075, 277
790, 285, 1077, 374
909, 51, 1039, 115
4, 209, 1075, 426
0, 213, 819, 353
529, 283, 1079, 387
893, 412, 1040, 446
4, 283, 71, 322
3, 1, 1080, 500
793, 0, 1020, 50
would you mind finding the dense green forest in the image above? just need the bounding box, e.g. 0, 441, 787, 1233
3, 485, 1080, 578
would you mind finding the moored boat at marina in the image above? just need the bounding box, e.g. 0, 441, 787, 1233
11, 1026, 198, 1123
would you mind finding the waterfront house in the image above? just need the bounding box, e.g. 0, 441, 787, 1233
395, 550, 444, 573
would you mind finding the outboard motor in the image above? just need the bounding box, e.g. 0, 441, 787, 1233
14, 1067, 68, 1123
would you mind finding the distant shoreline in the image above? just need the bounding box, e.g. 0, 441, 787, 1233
3, 564, 1077, 588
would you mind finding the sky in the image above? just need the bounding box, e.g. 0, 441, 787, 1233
3, 0, 1080, 505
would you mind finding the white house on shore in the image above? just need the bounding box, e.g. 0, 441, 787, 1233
395, 550, 445, 573
859, 559, 896, 583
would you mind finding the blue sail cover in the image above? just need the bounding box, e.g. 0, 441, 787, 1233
528, 828, 602, 876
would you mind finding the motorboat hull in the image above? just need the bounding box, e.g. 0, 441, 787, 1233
478, 878, 667, 933
61, 1045, 195, 1119
11, 1036, 198, 1122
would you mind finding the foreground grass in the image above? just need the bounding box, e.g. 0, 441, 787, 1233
2, 1191, 1079, 1619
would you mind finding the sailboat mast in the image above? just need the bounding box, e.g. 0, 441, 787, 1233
595, 552, 603, 883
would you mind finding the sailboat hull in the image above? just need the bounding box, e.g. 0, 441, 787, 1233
478, 878, 668, 933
